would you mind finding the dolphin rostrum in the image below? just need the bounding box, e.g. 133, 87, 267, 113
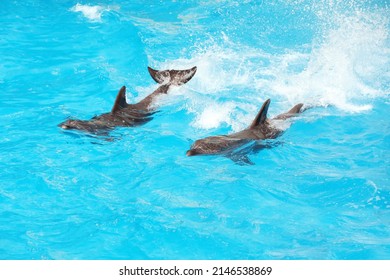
186, 99, 304, 164
59, 66, 197, 134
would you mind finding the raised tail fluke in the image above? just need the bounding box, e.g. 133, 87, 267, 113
148, 66, 197, 86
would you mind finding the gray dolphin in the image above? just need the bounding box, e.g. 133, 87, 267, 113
59, 66, 197, 134
186, 99, 304, 163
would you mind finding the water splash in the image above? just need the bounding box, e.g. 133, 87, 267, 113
70, 3, 118, 22
153, 4, 389, 130
270, 10, 390, 112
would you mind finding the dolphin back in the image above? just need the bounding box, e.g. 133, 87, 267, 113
148, 66, 197, 86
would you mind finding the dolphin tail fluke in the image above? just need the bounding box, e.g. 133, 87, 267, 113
148, 66, 197, 86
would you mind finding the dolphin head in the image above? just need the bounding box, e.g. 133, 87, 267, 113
186, 138, 217, 156
59, 119, 82, 129
186, 136, 244, 156
58, 119, 99, 132
186, 148, 200, 156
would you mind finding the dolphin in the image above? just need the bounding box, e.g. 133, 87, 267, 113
186, 99, 304, 164
58, 66, 197, 134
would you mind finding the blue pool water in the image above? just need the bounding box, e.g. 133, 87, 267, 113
1, 0, 389, 260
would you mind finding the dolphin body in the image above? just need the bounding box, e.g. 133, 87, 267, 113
59, 66, 197, 134
186, 99, 304, 164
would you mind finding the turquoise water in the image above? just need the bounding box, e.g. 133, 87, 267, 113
1, 0, 389, 259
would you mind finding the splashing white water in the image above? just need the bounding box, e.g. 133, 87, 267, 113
70, 4, 118, 22
193, 101, 235, 130
269, 11, 390, 112
154, 8, 389, 130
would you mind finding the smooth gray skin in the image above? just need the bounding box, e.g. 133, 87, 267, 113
58, 66, 197, 134
186, 99, 304, 157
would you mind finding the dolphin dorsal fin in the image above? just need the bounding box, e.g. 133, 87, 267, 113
111, 86, 128, 113
250, 99, 271, 129
287, 103, 304, 114
273, 103, 304, 120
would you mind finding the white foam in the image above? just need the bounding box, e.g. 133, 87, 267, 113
128, 16, 179, 35
70, 4, 117, 22
268, 11, 389, 112
192, 102, 235, 130
153, 8, 389, 130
